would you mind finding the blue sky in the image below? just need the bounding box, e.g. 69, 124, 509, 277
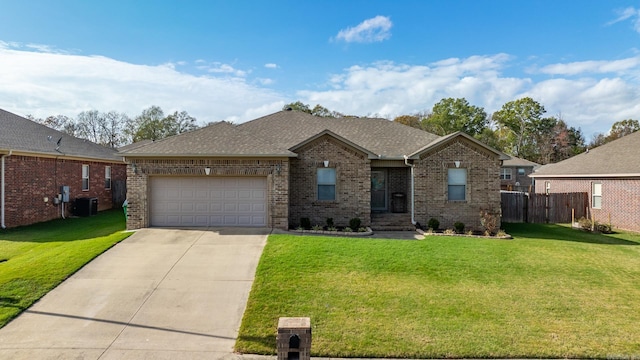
1, 0, 640, 139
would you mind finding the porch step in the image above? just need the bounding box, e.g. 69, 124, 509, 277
371, 213, 415, 231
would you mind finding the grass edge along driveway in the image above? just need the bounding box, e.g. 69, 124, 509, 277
0, 210, 131, 328
237, 223, 640, 358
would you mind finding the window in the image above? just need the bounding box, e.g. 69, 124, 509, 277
518, 168, 525, 175
448, 168, 467, 201
317, 168, 336, 201
545, 181, 551, 195
105, 166, 112, 189
500, 168, 512, 180
82, 165, 90, 191
592, 182, 602, 209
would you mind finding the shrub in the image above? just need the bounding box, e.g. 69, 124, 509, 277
312, 224, 322, 231
326, 218, 334, 228
444, 228, 456, 235
427, 218, 440, 231
497, 229, 508, 237
578, 217, 593, 231
454, 221, 465, 234
597, 223, 613, 234
349, 218, 362, 230
480, 210, 499, 234
327, 226, 337, 232
357, 227, 367, 233
300, 217, 311, 229
343, 227, 353, 233
579, 217, 613, 233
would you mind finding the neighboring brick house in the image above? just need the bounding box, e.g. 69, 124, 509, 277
0, 109, 126, 229
500, 156, 540, 192
122, 110, 508, 231
530, 131, 640, 232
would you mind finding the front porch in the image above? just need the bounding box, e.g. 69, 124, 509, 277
370, 165, 414, 231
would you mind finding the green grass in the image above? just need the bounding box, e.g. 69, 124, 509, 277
0, 210, 131, 328
237, 223, 640, 358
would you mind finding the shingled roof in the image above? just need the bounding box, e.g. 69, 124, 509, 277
238, 110, 440, 159
121, 121, 296, 157
0, 109, 123, 162
502, 155, 539, 168
531, 131, 640, 177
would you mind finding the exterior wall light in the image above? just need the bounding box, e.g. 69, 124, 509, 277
204, 167, 211, 175
323, 160, 329, 168
454, 160, 461, 168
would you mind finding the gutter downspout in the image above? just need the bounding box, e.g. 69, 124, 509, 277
1, 150, 12, 229
403, 155, 416, 226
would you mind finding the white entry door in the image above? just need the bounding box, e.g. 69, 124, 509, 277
150, 177, 267, 227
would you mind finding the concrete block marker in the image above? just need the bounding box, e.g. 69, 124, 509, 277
277, 317, 311, 360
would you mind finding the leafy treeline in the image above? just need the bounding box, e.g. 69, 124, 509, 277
28, 105, 199, 149
285, 99, 639, 165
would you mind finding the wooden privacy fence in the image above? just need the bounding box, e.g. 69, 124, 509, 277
501, 191, 588, 223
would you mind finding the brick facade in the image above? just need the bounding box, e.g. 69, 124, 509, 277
125, 158, 289, 230
414, 139, 502, 231
534, 177, 640, 233
289, 135, 371, 228
2, 155, 125, 228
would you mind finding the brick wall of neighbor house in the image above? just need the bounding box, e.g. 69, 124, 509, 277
125, 158, 289, 230
289, 135, 371, 228
535, 178, 640, 233
3, 155, 125, 228
501, 166, 534, 191
414, 139, 501, 231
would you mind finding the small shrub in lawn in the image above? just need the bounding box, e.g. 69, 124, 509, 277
466, 230, 474, 236
578, 217, 613, 233
326, 217, 334, 228
357, 227, 367, 233
597, 223, 613, 233
480, 209, 499, 235
312, 224, 322, 231
444, 228, 456, 235
343, 227, 353, 232
349, 218, 362, 229
300, 217, 311, 229
497, 229, 508, 237
327, 226, 337, 232
427, 218, 440, 231
454, 221, 465, 234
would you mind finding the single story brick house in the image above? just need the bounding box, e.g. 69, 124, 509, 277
500, 156, 540, 192
530, 131, 640, 232
122, 109, 508, 231
0, 109, 126, 229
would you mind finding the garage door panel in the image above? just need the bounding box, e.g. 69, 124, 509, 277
150, 177, 267, 227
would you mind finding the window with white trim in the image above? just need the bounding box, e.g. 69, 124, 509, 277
500, 168, 512, 180
82, 165, 90, 191
592, 182, 602, 209
317, 168, 336, 201
105, 166, 112, 189
448, 168, 467, 201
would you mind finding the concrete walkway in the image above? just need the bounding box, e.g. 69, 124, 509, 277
0, 227, 269, 360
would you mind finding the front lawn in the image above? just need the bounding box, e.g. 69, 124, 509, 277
0, 210, 131, 328
237, 223, 640, 358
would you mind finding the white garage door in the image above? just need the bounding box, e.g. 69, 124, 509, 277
150, 177, 267, 227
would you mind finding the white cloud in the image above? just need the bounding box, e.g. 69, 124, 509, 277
297, 54, 640, 138
0, 45, 283, 124
264, 63, 278, 69
538, 57, 640, 75
334, 15, 392, 43
607, 7, 640, 33
197, 62, 249, 77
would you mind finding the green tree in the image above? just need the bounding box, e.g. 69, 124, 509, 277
126, 106, 199, 143
492, 97, 546, 158
393, 114, 422, 129
606, 119, 639, 142
283, 101, 346, 118
422, 98, 488, 136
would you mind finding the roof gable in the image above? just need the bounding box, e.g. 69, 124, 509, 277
409, 131, 509, 160
531, 131, 640, 177
289, 130, 378, 159
0, 109, 122, 162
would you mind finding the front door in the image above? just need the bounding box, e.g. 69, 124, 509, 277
371, 170, 387, 211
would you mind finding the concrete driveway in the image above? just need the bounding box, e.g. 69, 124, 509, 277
0, 227, 270, 360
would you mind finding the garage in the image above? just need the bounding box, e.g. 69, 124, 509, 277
150, 177, 267, 227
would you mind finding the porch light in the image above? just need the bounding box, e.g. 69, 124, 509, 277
204, 167, 211, 175
323, 160, 329, 168
454, 160, 461, 168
